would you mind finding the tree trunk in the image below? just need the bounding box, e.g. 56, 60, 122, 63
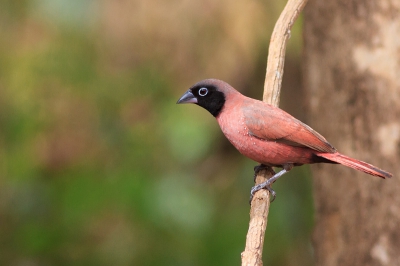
303, 1, 400, 265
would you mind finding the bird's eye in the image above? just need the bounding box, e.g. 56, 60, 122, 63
198, 87, 208, 96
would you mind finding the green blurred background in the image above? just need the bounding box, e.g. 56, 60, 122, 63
0, 0, 314, 265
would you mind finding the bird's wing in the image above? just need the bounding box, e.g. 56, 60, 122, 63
243, 100, 336, 153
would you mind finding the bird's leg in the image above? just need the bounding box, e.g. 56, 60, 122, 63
250, 163, 293, 203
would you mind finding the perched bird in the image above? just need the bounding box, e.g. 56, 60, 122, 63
177, 79, 392, 200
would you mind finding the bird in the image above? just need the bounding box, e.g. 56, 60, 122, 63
177, 79, 392, 201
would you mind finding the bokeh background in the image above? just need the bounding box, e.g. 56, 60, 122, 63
0, 1, 314, 265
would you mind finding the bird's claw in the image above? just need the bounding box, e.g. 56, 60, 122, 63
249, 181, 276, 204
250, 167, 288, 204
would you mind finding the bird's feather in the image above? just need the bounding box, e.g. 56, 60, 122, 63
242, 99, 336, 153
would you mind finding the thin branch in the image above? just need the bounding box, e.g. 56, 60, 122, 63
263, 0, 308, 106
241, 0, 308, 265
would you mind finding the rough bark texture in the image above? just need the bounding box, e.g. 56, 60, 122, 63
304, 1, 400, 266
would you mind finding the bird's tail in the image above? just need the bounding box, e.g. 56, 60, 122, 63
317, 152, 392, 179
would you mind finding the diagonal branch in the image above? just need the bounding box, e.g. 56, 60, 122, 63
264, 0, 309, 106
241, 0, 308, 265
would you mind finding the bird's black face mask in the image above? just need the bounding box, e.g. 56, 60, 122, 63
177, 85, 225, 117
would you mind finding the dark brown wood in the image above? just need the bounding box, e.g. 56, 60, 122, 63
304, 1, 400, 265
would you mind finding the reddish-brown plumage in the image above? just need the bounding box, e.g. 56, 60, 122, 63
177, 79, 392, 179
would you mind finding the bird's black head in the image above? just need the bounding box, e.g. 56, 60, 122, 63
177, 81, 226, 117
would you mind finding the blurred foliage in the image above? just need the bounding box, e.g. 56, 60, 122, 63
0, 0, 314, 265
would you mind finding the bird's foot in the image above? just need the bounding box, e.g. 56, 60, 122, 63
249, 168, 289, 204
249, 182, 276, 204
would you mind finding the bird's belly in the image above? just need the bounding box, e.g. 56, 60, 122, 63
217, 114, 313, 166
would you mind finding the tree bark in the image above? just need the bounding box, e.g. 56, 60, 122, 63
304, 1, 400, 265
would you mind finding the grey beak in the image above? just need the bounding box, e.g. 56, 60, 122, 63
176, 90, 198, 104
